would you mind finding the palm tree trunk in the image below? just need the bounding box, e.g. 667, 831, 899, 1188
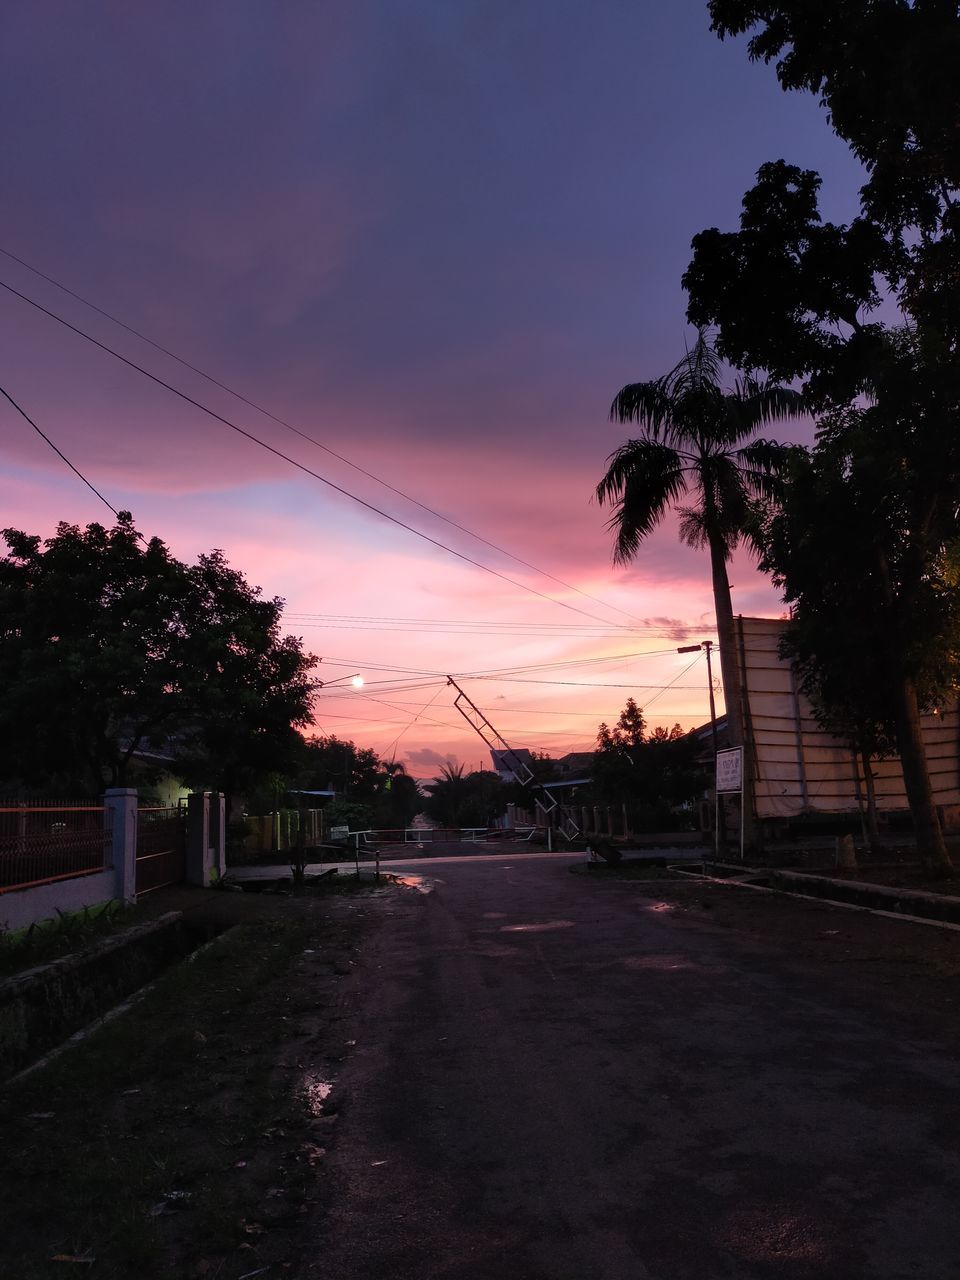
708, 535, 757, 849
893, 675, 952, 874
708, 536, 743, 747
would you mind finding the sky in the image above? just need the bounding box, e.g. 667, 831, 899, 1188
0, 2, 866, 778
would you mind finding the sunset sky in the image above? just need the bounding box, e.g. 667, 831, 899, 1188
0, 3, 864, 778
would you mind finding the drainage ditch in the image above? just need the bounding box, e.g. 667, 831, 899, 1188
0, 911, 229, 1082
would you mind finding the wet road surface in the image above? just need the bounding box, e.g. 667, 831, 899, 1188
307, 855, 960, 1279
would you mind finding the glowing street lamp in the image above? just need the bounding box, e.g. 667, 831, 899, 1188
318, 671, 365, 690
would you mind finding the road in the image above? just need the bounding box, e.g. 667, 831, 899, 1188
306, 853, 960, 1279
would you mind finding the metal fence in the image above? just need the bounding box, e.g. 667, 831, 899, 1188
0, 803, 112, 895
136, 806, 186, 895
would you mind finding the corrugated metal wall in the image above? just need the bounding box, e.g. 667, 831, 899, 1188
737, 617, 960, 819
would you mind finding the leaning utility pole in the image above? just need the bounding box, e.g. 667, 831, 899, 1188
446, 677, 580, 842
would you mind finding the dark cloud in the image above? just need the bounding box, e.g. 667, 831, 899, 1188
406, 747, 456, 769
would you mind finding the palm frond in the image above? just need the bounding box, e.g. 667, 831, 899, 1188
677, 506, 709, 549
665, 328, 724, 400
736, 439, 803, 500
609, 379, 675, 440
733, 378, 807, 428
596, 439, 686, 565
697, 453, 750, 552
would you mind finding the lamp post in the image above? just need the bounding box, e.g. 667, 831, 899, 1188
318, 672, 365, 690
678, 640, 723, 858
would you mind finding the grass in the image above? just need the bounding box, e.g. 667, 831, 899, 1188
0, 907, 358, 1278
0, 900, 146, 979
569, 860, 687, 880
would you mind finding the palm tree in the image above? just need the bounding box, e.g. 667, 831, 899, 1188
596, 331, 805, 829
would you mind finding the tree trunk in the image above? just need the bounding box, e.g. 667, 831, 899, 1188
859, 745, 881, 851
708, 535, 757, 849
708, 536, 743, 748
893, 675, 952, 873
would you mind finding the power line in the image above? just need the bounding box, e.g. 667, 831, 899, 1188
286, 621, 703, 640
0, 246, 647, 627
314, 646, 686, 682
0, 274, 626, 628
316, 693, 710, 711
0, 382, 120, 518
284, 610, 704, 634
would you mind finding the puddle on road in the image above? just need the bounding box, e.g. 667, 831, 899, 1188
499, 920, 575, 934
393, 875, 434, 894
302, 1074, 333, 1116
621, 954, 693, 972
647, 901, 677, 913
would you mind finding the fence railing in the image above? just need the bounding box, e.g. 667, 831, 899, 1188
136, 806, 187, 895
347, 826, 540, 849
0, 804, 112, 895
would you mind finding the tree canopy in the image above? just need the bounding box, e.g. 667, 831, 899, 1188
591, 700, 706, 832
685, 1, 960, 868
422, 763, 505, 829
597, 331, 804, 768
290, 735, 422, 831
0, 514, 317, 800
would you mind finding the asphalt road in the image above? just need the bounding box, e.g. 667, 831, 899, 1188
307, 854, 960, 1280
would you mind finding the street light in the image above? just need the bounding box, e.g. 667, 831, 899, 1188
317, 671, 365, 689
678, 640, 722, 856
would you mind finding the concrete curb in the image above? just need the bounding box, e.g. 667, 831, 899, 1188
671, 862, 960, 934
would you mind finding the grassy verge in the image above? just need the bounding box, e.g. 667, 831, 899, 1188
0, 901, 369, 1278
0, 900, 148, 979
569, 860, 686, 880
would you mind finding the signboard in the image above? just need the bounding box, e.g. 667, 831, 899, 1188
330, 825, 350, 842
716, 747, 743, 794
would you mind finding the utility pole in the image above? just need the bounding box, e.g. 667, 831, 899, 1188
679, 641, 724, 859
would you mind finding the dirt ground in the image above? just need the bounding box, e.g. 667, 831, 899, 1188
3, 869, 960, 1277
0, 884, 386, 1279
632, 876, 960, 1036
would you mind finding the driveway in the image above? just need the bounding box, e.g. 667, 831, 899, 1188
307, 854, 960, 1279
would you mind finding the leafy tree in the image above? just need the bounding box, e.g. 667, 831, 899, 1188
0, 515, 317, 804
270, 738, 421, 832
170, 550, 318, 814
684, 3, 960, 869
595, 331, 805, 807
373, 761, 422, 830
758, 423, 960, 856
0, 514, 195, 795
422, 763, 505, 828
597, 697, 647, 751
324, 798, 375, 833
705, 2, 960, 346
295, 734, 384, 802
590, 700, 705, 832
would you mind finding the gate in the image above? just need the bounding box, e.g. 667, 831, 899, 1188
136, 805, 186, 894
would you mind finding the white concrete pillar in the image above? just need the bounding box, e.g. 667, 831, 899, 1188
209, 792, 226, 880
186, 792, 211, 886
105, 788, 138, 904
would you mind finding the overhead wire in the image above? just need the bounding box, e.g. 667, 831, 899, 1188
0, 381, 120, 518
313, 645, 689, 682
0, 274, 634, 628
0, 248, 647, 626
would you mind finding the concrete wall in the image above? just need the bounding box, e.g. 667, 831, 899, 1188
0, 790, 225, 931
0, 869, 116, 932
